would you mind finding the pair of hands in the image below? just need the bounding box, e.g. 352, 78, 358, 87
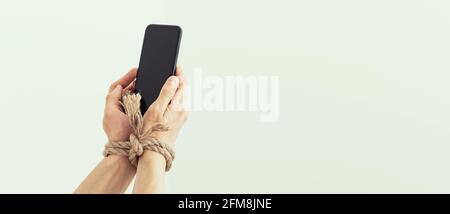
103, 67, 188, 158
75, 67, 187, 194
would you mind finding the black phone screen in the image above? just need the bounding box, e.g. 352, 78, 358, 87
135, 24, 182, 114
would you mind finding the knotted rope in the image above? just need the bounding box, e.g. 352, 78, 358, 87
103, 93, 175, 171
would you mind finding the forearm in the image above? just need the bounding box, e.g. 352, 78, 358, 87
132, 151, 166, 193
74, 155, 136, 194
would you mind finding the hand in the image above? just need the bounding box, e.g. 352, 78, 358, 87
103, 68, 137, 142
142, 67, 188, 147
75, 68, 138, 194
132, 67, 187, 193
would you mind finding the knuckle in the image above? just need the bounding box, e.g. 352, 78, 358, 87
168, 103, 177, 111
104, 108, 115, 117
169, 103, 184, 112
105, 92, 116, 101
109, 83, 116, 91
180, 110, 189, 121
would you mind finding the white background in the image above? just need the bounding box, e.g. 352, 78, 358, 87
0, 0, 450, 193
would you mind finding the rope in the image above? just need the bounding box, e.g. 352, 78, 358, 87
103, 93, 175, 171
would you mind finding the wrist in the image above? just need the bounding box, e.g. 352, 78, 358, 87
133, 151, 166, 193
106, 154, 127, 161
107, 134, 130, 142
105, 155, 135, 171
140, 151, 166, 171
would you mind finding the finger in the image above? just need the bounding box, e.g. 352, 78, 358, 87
175, 65, 183, 76
123, 80, 136, 95
106, 84, 123, 109
153, 76, 179, 110
172, 67, 186, 105
109, 68, 138, 92
174, 65, 185, 85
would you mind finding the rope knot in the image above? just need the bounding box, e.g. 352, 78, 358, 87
129, 134, 143, 156
103, 93, 175, 171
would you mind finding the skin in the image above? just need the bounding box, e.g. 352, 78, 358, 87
74, 67, 187, 194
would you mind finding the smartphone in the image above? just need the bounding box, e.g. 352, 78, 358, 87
135, 24, 182, 114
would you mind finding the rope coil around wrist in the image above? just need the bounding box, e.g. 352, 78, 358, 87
103, 93, 175, 171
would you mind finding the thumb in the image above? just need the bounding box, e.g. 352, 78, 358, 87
153, 76, 179, 110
